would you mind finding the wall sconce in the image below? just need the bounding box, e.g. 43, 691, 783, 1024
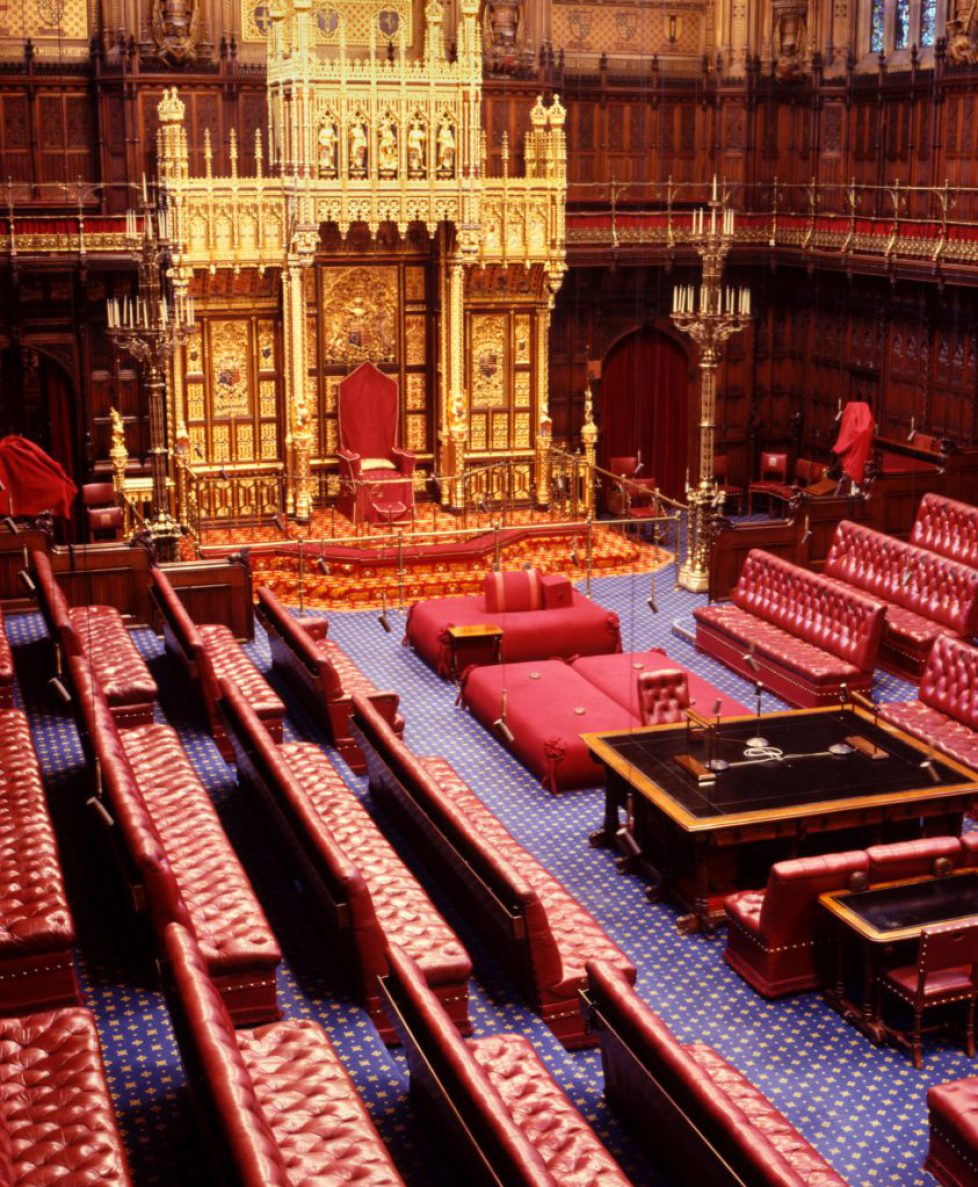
667, 14, 678, 43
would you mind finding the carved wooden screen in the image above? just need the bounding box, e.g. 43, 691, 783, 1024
306, 260, 431, 495
464, 289, 539, 504
180, 312, 283, 521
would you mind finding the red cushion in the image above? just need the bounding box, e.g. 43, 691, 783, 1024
483, 570, 543, 613
571, 651, 750, 719
540, 574, 572, 610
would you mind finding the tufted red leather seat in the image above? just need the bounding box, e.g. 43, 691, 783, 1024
569, 649, 749, 719
350, 691, 635, 1048
0, 609, 13, 708
694, 549, 887, 707
381, 944, 630, 1186
404, 568, 622, 678
64, 655, 281, 1025
911, 492, 978, 570
150, 566, 283, 760
0, 1007, 132, 1185
880, 634, 978, 773
927, 1075, 978, 1187
162, 922, 404, 1186
256, 586, 403, 773
724, 836, 975, 998
32, 550, 157, 727
0, 708, 79, 1015
824, 520, 978, 678
583, 960, 848, 1186
219, 680, 471, 1042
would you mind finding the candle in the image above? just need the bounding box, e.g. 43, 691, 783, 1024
142, 174, 148, 205
712, 174, 718, 202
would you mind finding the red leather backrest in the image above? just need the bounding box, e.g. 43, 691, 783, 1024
637, 670, 690, 725
919, 633, 978, 728
65, 653, 190, 933
866, 836, 964, 884
163, 923, 291, 1187
384, 945, 555, 1187
150, 566, 205, 653
257, 587, 342, 699
826, 521, 978, 635
483, 570, 544, 613
911, 493, 978, 573
219, 680, 379, 948
732, 549, 886, 669
32, 549, 71, 636
759, 851, 869, 942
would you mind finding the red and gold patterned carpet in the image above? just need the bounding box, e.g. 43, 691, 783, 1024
194, 506, 675, 610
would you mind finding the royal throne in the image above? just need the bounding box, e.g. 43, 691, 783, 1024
336, 362, 416, 524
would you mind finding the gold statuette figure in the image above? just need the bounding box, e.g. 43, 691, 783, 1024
349, 117, 368, 178
318, 119, 337, 178
378, 117, 398, 179
436, 115, 456, 178
407, 117, 426, 179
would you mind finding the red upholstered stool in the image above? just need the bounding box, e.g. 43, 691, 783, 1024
372, 499, 409, 528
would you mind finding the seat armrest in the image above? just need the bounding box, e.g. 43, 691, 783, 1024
391, 445, 417, 476
337, 449, 361, 478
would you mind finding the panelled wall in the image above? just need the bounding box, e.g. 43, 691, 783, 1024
4, 56, 978, 491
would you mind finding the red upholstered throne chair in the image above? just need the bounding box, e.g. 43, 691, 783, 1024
336, 362, 416, 524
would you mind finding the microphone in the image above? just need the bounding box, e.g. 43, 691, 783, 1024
316, 557, 330, 575
493, 689, 515, 745
193, 443, 205, 459
833, 399, 843, 423
747, 681, 769, 749
712, 697, 723, 718
219, 465, 230, 482
633, 452, 644, 477
801, 514, 812, 544
18, 569, 36, 594
570, 543, 580, 566
48, 676, 72, 705
377, 590, 391, 633
908, 416, 917, 442
742, 645, 759, 673
2, 517, 18, 534
87, 797, 115, 827
646, 573, 658, 613
0, 476, 6, 491
273, 513, 288, 535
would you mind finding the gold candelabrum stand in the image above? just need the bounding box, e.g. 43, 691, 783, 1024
105, 193, 195, 563
671, 177, 750, 593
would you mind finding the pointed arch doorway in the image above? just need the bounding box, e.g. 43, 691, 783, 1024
599, 327, 690, 500
0, 346, 78, 480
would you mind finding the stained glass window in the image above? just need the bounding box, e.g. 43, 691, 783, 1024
894, 0, 909, 47
920, 0, 936, 44
871, 0, 885, 51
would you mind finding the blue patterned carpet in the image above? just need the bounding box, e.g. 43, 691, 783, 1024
3, 569, 958, 1187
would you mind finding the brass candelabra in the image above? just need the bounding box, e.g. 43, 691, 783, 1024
106, 186, 195, 562
671, 177, 751, 593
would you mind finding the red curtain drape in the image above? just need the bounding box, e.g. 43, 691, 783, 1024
45, 362, 75, 481
599, 329, 689, 499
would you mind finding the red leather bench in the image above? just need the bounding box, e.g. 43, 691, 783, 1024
256, 585, 404, 773
349, 693, 636, 1049
824, 520, 978, 678
149, 565, 283, 760
162, 921, 404, 1187
404, 568, 621, 677
381, 944, 631, 1186
927, 1075, 978, 1187
582, 960, 847, 1187
0, 708, 79, 1015
911, 491, 978, 570
0, 609, 13, 708
0, 1007, 132, 1185
694, 548, 886, 707
879, 634, 978, 771
32, 550, 157, 726
724, 835, 978, 997
462, 654, 747, 792
219, 679, 471, 1043
66, 654, 282, 1025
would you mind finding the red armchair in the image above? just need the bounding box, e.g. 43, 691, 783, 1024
336, 362, 416, 524
604, 456, 658, 518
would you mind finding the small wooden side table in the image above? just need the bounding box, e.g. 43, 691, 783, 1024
446, 624, 503, 681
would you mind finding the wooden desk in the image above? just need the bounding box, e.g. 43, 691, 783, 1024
584, 706, 978, 936
820, 869, 978, 1043
446, 624, 503, 681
